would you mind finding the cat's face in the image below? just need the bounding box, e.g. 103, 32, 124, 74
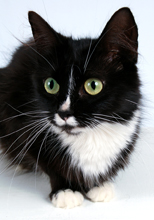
29, 9, 140, 135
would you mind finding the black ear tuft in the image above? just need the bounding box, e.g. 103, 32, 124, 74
28, 11, 59, 51
105, 8, 138, 41
99, 7, 138, 63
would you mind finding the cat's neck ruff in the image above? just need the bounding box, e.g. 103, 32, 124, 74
51, 109, 140, 180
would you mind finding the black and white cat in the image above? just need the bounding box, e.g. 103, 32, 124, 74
0, 7, 141, 208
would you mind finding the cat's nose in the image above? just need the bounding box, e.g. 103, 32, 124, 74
58, 110, 73, 121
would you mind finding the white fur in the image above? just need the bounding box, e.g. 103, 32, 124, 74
51, 189, 84, 209
54, 113, 78, 127
52, 110, 140, 181
86, 182, 114, 202
68, 65, 75, 95
60, 96, 71, 111
59, 66, 75, 112
66, 116, 78, 126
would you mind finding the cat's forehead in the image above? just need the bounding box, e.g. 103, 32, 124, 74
71, 38, 94, 51
68, 38, 96, 62
48, 38, 96, 79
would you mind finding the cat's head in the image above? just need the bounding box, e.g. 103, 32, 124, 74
28, 8, 140, 135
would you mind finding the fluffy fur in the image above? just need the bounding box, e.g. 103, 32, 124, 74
0, 7, 141, 208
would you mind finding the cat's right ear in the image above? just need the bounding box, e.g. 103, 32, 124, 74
28, 11, 60, 51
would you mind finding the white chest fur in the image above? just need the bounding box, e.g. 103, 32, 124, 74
53, 110, 140, 180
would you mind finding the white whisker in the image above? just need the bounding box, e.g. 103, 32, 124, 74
35, 125, 51, 175
84, 28, 111, 72
84, 39, 93, 72
7, 120, 50, 204
0, 118, 50, 174
13, 35, 56, 71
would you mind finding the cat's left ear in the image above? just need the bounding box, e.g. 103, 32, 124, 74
28, 11, 61, 51
99, 7, 138, 63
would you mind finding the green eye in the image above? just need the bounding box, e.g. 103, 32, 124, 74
84, 78, 103, 95
44, 78, 60, 94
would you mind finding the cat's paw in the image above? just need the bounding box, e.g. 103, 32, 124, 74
86, 182, 114, 202
51, 189, 84, 209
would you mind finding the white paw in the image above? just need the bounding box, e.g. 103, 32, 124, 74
51, 189, 84, 209
86, 182, 114, 202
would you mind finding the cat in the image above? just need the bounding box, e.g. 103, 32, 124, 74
0, 7, 141, 208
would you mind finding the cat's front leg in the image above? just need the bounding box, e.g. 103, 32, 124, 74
49, 172, 84, 209
86, 182, 115, 202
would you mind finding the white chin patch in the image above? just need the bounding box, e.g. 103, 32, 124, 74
54, 110, 140, 179
54, 113, 78, 127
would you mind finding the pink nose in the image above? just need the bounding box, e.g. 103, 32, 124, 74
57, 110, 73, 121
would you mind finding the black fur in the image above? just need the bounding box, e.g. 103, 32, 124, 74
0, 8, 141, 203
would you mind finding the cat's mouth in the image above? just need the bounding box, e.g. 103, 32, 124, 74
53, 113, 81, 135
54, 123, 81, 135
61, 125, 80, 135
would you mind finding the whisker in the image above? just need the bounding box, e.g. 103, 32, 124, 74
42, 0, 49, 22
0, 116, 49, 139
35, 125, 51, 175
7, 120, 50, 202
93, 115, 117, 123
0, 119, 50, 174
84, 39, 93, 72
47, 142, 64, 164
84, 28, 111, 72
92, 113, 129, 122
0, 120, 41, 161
5, 102, 49, 116
125, 99, 139, 105
12, 35, 56, 71
17, 99, 38, 108
0, 110, 49, 123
